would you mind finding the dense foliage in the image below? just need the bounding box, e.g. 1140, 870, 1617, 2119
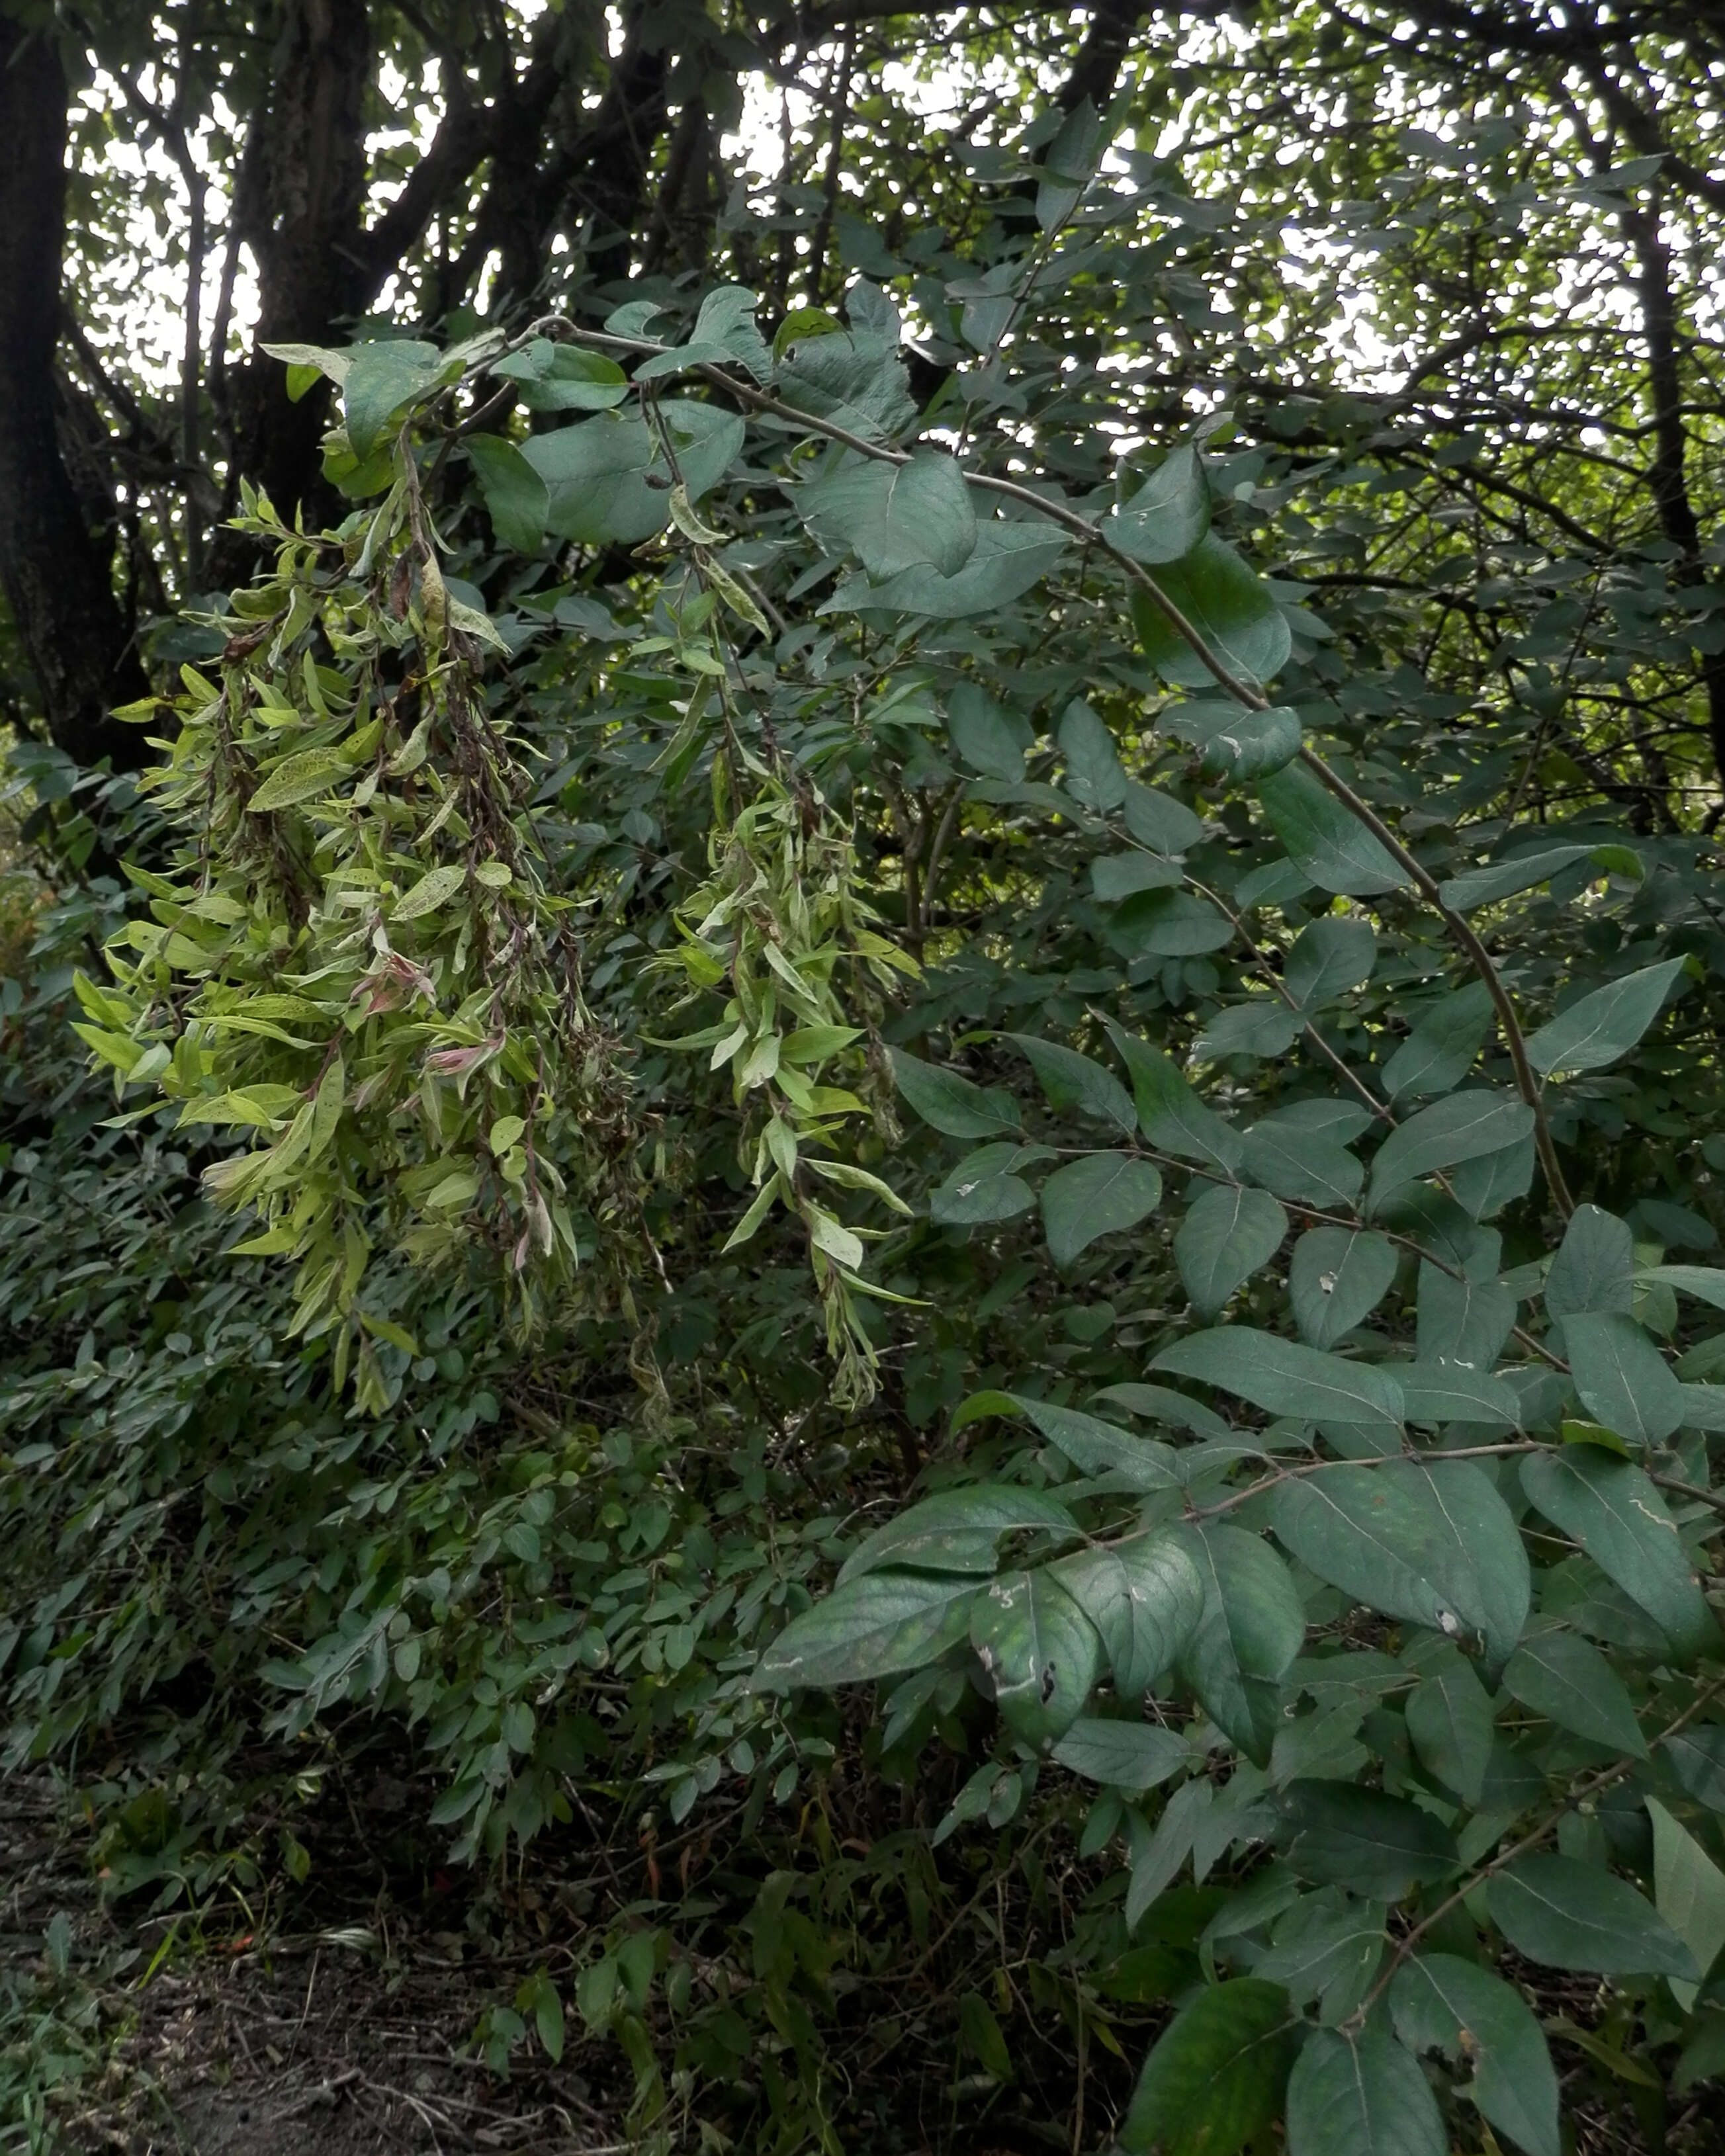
9, 3, 1725, 2150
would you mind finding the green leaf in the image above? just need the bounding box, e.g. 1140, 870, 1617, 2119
755, 1572, 979, 1689
524, 402, 744, 546
945, 683, 1030, 780
1112, 887, 1235, 958
1526, 959, 1687, 1078
1051, 1530, 1206, 1696
1001, 1396, 1180, 1488
1368, 1090, 1534, 1209
1272, 1459, 1528, 1663
1130, 536, 1293, 687
1108, 443, 1210, 567
1195, 1001, 1302, 1062
1645, 1264, 1725, 1313
1119, 1979, 1294, 2156
1124, 779, 1206, 853
1286, 916, 1377, 1010
1520, 1448, 1716, 1660
1036, 95, 1104, 230
1006, 1032, 1135, 1133
1179, 1524, 1305, 1764
1052, 1715, 1189, 1791
1438, 843, 1597, 912
957, 1989, 1014, 2082
341, 338, 444, 454
834, 518, 1069, 618
1651, 1795, 1725, 2010
971, 1570, 1102, 1747
466, 435, 551, 554
1663, 1725, 1725, 1812
1104, 1023, 1244, 1172
803, 449, 978, 579
838, 1487, 1080, 1584
1405, 1647, 1495, 1804
1416, 1262, 1515, 1368
1545, 1203, 1634, 1319
1154, 1326, 1403, 1430
1162, 699, 1302, 779
246, 748, 350, 813
1284, 2026, 1445, 2156
1255, 763, 1411, 897
1041, 1152, 1163, 1267
1448, 1132, 1534, 1221
1562, 1310, 1684, 1447
1094, 852, 1184, 902
1253, 1891, 1386, 2022
888, 1047, 1021, 1139
1288, 1228, 1398, 1348
1057, 699, 1127, 810
1395, 1359, 1521, 1426
1238, 1123, 1364, 1211
1174, 1185, 1288, 1318
1487, 1854, 1699, 1978
1390, 1954, 1560, 2156
1382, 982, 1493, 1102
1503, 1629, 1647, 1756
1274, 1780, 1458, 1899
930, 1142, 1045, 1224
393, 864, 468, 922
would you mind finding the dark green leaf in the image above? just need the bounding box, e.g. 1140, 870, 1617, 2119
1663, 1725, 1725, 1812
1527, 959, 1687, 1078
1274, 1780, 1458, 1899
1272, 1459, 1528, 1662
1390, 1954, 1560, 2156
1130, 537, 1293, 687
1405, 1647, 1495, 1804
1002, 1395, 1180, 1488
525, 402, 744, 545
1052, 1715, 1190, 1791
930, 1142, 1045, 1224
1650, 1795, 1725, 2008
1368, 1090, 1535, 1208
756, 1573, 978, 1689
1240, 1123, 1364, 1210
1120, 1979, 1294, 2156
1105, 1023, 1244, 1172
945, 683, 1030, 780
1179, 1524, 1305, 1764
971, 1569, 1102, 1747
1006, 1032, 1136, 1133
1382, 983, 1493, 1102
1051, 1530, 1206, 1696
889, 1047, 1021, 1139
341, 338, 444, 454
1123, 779, 1206, 853
1521, 1449, 1716, 1660
1155, 1327, 1403, 1429
1503, 1629, 1647, 1756
838, 1486, 1081, 1584
1162, 699, 1302, 779
1289, 1229, 1399, 1348
1057, 699, 1127, 809
1174, 1185, 1288, 1317
1438, 844, 1597, 912
1285, 916, 1378, 1010
1284, 2026, 1446, 2156
1254, 1891, 1386, 2022
1545, 1203, 1634, 1320
1487, 1855, 1698, 1977
466, 435, 551, 554
1108, 443, 1211, 566
1093, 852, 1184, 901
1041, 1152, 1163, 1268
1036, 95, 1104, 229
1562, 1311, 1684, 1447
804, 447, 977, 580
1112, 887, 1235, 958
1256, 763, 1411, 897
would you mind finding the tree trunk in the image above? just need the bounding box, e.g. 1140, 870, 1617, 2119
0, 21, 150, 771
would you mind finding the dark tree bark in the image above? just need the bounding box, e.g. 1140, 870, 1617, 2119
0, 19, 150, 769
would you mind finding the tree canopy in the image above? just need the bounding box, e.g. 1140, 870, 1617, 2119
6, 2, 1725, 2149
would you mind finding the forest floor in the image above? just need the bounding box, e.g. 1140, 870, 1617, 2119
1, 1770, 638, 2155
5, 1764, 1716, 2155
